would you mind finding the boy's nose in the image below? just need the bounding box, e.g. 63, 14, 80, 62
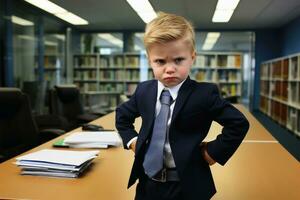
165, 64, 176, 73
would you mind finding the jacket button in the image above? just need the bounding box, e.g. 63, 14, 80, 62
146, 139, 149, 144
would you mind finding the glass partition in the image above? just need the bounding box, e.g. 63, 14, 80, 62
12, 14, 35, 88
81, 33, 123, 54
43, 33, 66, 88
194, 31, 254, 106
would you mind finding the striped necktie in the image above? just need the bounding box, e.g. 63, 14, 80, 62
143, 90, 173, 178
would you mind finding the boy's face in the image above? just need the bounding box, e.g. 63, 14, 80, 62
148, 38, 195, 87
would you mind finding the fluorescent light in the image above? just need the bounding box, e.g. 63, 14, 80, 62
25, 0, 66, 14
212, 10, 234, 22
45, 40, 58, 46
12, 16, 34, 26
126, 0, 157, 23
25, 0, 88, 25
127, 0, 150, 12
98, 33, 123, 48
54, 34, 65, 40
216, 0, 240, 10
206, 32, 221, 41
17, 35, 35, 41
202, 32, 220, 50
55, 12, 88, 25
139, 12, 157, 23
100, 48, 112, 55
202, 44, 213, 50
212, 0, 240, 23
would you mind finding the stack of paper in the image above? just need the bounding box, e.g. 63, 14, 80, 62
63, 131, 122, 149
15, 149, 99, 178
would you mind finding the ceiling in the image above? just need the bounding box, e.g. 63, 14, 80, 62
47, 0, 300, 31
18, 0, 299, 52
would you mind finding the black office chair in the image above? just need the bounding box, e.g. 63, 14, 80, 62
49, 85, 100, 131
0, 88, 63, 163
224, 95, 238, 103
22, 81, 39, 114
22, 81, 69, 132
221, 90, 238, 104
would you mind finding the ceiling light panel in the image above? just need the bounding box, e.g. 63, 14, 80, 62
55, 12, 88, 25
25, 0, 67, 14
24, 0, 88, 25
216, 0, 240, 10
202, 32, 221, 50
212, 0, 240, 23
126, 0, 157, 23
12, 16, 34, 26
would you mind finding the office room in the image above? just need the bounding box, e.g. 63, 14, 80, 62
0, 0, 299, 199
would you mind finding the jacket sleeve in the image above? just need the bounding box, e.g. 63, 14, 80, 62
206, 84, 249, 165
115, 84, 141, 149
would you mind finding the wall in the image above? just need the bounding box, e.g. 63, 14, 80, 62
252, 29, 282, 110
0, 2, 4, 86
3, 0, 14, 87
280, 16, 300, 56
252, 15, 300, 110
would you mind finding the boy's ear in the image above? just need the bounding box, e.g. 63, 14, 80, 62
191, 51, 196, 61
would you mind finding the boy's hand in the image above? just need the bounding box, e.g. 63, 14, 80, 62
129, 140, 137, 153
200, 142, 216, 165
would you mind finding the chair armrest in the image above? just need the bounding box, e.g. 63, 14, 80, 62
40, 128, 65, 136
224, 95, 238, 103
90, 111, 106, 117
76, 113, 99, 123
35, 114, 70, 131
39, 128, 65, 143
0, 144, 34, 162
0, 154, 5, 163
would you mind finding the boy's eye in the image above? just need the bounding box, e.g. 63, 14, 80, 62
154, 59, 166, 65
174, 57, 185, 64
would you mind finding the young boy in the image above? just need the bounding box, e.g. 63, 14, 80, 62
116, 12, 249, 200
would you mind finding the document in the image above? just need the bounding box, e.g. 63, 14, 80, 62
63, 131, 122, 148
15, 149, 99, 178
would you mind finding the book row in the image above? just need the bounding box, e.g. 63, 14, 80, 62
260, 53, 300, 137
260, 96, 300, 136
191, 70, 241, 82
194, 54, 241, 68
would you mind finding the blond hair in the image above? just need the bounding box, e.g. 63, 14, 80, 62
144, 12, 195, 52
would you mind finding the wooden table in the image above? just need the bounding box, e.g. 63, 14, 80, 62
0, 114, 136, 200
0, 104, 299, 200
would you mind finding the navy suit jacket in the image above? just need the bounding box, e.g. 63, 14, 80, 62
115, 77, 249, 200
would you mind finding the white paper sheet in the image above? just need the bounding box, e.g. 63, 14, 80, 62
16, 149, 99, 166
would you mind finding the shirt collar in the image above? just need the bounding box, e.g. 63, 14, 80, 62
157, 79, 186, 101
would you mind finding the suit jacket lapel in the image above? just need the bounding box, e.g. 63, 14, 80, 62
146, 80, 157, 121
140, 80, 157, 140
171, 77, 194, 122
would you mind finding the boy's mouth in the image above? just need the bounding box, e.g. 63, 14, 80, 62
164, 77, 177, 81
164, 77, 177, 82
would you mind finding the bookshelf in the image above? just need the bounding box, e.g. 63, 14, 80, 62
74, 52, 243, 109
73, 54, 99, 91
260, 53, 300, 137
190, 52, 242, 99
73, 52, 149, 110
35, 54, 64, 87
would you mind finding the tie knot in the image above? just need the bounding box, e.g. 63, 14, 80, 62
160, 90, 172, 105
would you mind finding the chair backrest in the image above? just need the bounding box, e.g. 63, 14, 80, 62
49, 85, 84, 123
22, 81, 39, 113
0, 88, 39, 161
